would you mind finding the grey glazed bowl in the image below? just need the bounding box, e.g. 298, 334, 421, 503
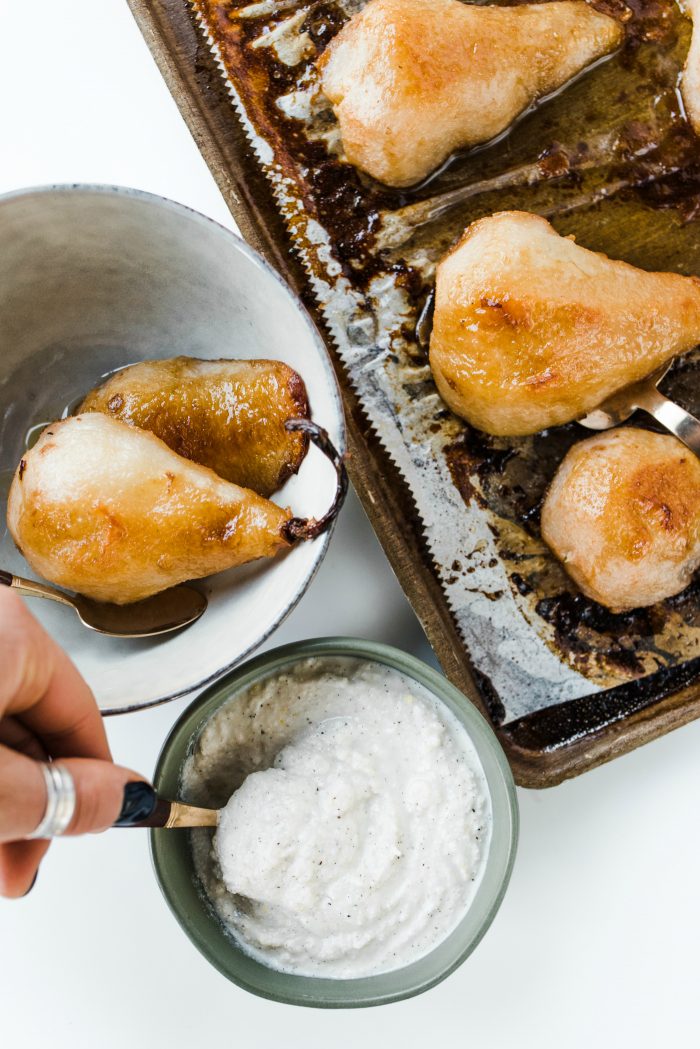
151, 637, 518, 1008
0, 185, 345, 712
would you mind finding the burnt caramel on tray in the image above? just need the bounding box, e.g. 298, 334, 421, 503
192, 0, 700, 734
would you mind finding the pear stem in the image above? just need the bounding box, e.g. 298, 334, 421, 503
282, 419, 348, 542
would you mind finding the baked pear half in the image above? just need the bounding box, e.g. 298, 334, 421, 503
7, 414, 346, 605
320, 0, 621, 187
430, 212, 700, 436
80, 357, 310, 498
541, 428, 700, 611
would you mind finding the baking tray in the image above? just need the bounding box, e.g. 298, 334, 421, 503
127, 0, 700, 785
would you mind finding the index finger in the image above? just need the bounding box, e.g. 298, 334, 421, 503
0, 589, 111, 761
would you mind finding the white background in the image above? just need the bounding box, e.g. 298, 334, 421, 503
1, 2, 699, 1046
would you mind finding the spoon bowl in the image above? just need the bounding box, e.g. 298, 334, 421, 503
577, 363, 672, 429
578, 362, 700, 457
0, 570, 207, 637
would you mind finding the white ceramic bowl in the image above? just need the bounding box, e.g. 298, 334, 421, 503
0, 185, 345, 713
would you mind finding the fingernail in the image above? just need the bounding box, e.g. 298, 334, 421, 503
22, 871, 38, 897
114, 782, 156, 827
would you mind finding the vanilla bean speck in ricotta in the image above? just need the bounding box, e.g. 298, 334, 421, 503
181, 657, 491, 979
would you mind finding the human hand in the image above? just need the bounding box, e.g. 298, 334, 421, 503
0, 588, 146, 897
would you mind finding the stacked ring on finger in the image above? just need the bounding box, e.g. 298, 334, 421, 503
25, 763, 76, 839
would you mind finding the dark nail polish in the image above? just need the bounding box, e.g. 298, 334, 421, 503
22, 871, 38, 897
115, 782, 157, 826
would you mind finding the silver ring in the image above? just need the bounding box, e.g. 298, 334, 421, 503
26, 763, 77, 839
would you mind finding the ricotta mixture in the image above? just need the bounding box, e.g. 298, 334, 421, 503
182, 657, 491, 979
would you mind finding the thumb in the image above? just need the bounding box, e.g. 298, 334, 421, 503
0, 747, 148, 841
60, 757, 149, 836
0, 753, 148, 897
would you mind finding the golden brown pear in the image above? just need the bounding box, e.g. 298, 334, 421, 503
429, 212, 700, 436
681, 0, 700, 135
79, 357, 309, 497
541, 428, 700, 611
319, 0, 622, 187
7, 414, 297, 605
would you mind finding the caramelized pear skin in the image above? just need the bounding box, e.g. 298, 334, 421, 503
430, 212, 700, 435
7, 415, 346, 605
319, 0, 621, 187
541, 428, 700, 611
681, 0, 700, 135
79, 357, 310, 497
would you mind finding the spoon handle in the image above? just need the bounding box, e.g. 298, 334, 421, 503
114, 797, 219, 829
636, 386, 700, 458
0, 570, 74, 607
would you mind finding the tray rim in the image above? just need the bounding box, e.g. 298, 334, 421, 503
126, 0, 700, 786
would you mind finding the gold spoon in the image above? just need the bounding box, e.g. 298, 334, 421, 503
0, 570, 207, 637
134, 798, 218, 829
577, 364, 700, 456
113, 793, 219, 829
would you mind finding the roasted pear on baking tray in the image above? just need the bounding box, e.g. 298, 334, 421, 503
542, 428, 700, 611
429, 212, 700, 436
319, 0, 622, 187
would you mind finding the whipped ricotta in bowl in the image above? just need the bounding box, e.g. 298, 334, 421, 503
182, 655, 492, 980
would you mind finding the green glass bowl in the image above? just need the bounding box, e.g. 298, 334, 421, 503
151, 638, 519, 1008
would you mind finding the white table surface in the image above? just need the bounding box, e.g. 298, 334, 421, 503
1, 2, 699, 1046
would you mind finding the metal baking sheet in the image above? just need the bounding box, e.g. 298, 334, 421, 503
187, 0, 700, 723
